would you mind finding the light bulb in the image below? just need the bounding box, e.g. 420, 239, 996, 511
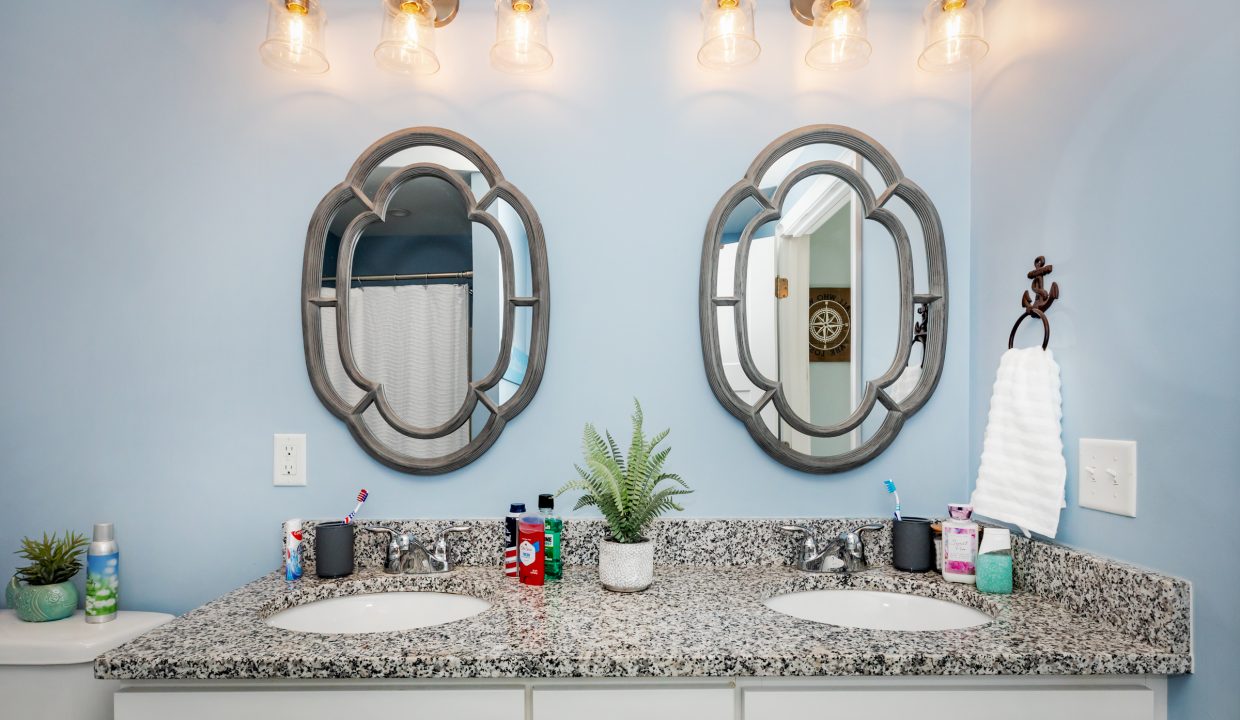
375, 0, 441, 75
698, 0, 760, 69
288, 13, 305, 54
491, 0, 553, 74
918, 0, 988, 72
260, 0, 330, 74
511, 13, 532, 54
805, 0, 871, 70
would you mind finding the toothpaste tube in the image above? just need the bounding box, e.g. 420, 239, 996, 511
284, 518, 304, 581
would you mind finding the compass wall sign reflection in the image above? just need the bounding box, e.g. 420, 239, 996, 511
809, 287, 851, 362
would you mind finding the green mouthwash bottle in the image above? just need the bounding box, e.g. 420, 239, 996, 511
538, 493, 563, 581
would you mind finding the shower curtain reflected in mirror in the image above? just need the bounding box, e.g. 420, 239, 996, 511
320, 283, 471, 458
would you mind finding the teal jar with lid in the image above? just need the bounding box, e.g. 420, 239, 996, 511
976, 552, 1013, 594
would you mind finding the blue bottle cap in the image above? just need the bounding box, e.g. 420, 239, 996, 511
509, 503, 526, 513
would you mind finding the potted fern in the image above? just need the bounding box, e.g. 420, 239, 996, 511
6, 531, 88, 622
559, 400, 692, 592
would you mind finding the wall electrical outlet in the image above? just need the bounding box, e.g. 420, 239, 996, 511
1078, 438, 1136, 517
273, 434, 307, 486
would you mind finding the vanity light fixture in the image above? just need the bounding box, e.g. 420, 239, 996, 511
375, 0, 442, 75
697, 0, 761, 69
259, 0, 330, 74
803, 0, 871, 70
918, 0, 988, 71
490, 0, 554, 74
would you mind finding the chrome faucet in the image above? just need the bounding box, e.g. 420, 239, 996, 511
780, 523, 883, 573
364, 526, 470, 574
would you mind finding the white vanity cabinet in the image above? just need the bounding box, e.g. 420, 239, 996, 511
532, 685, 734, 719
114, 684, 527, 720
742, 679, 1162, 720
113, 676, 1166, 720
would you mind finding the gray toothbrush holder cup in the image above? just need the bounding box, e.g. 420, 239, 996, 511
315, 521, 355, 578
892, 516, 935, 572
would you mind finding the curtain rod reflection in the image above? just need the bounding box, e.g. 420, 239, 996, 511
323, 271, 474, 283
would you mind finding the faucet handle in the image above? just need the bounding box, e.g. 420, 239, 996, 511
841, 523, 883, 569
840, 523, 883, 548
780, 525, 817, 546
364, 526, 399, 545
780, 525, 820, 566
363, 526, 401, 574
435, 525, 470, 547
431, 525, 471, 571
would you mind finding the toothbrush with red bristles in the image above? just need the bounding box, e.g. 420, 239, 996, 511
344, 489, 369, 524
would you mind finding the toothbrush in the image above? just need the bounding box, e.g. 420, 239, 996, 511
883, 479, 902, 521
343, 489, 369, 524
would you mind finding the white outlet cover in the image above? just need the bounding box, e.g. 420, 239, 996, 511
1078, 438, 1136, 517
273, 433, 307, 487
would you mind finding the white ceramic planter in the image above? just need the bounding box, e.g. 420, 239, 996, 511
598, 538, 654, 592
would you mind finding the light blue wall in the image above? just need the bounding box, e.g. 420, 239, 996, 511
4, 3, 1231, 713
969, 1, 1240, 718
0, 1, 971, 614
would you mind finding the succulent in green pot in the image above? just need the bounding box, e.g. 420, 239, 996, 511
559, 400, 692, 592
8, 531, 87, 622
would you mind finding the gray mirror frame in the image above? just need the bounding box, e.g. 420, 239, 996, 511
301, 127, 550, 474
698, 124, 947, 473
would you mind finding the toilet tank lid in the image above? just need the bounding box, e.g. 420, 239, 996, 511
0, 610, 174, 665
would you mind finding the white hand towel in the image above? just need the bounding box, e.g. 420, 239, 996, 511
971, 347, 1067, 538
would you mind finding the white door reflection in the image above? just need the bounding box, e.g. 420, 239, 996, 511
718, 148, 864, 454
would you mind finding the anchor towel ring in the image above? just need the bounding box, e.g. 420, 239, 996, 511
1007, 256, 1060, 350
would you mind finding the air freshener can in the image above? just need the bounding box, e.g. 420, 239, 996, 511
85, 523, 119, 623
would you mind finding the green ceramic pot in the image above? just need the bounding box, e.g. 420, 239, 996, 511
7, 576, 78, 622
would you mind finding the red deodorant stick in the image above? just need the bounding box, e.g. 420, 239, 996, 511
518, 513, 545, 586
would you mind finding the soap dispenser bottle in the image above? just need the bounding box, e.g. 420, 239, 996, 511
942, 503, 979, 585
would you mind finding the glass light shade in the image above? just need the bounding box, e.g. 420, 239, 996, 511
697, 0, 761, 69
260, 0, 329, 74
375, 0, 441, 75
805, 0, 871, 70
918, 0, 988, 72
490, 0, 553, 74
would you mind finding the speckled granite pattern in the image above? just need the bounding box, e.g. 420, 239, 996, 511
95, 562, 1190, 680
1009, 533, 1191, 655
300, 517, 895, 570
101, 518, 1190, 680
300, 518, 1190, 653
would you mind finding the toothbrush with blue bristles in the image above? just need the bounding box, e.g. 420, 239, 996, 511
344, 488, 368, 524
883, 479, 902, 521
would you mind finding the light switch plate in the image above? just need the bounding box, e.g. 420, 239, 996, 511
273, 433, 307, 486
1078, 438, 1136, 517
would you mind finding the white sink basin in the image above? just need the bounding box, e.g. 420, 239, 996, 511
266, 592, 490, 634
764, 590, 991, 631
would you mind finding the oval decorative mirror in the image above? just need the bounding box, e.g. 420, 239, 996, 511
302, 127, 550, 473
699, 125, 947, 473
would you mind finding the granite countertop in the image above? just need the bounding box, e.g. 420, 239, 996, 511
95, 562, 1191, 680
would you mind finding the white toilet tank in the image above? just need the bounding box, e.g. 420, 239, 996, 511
0, 609, 173, 720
